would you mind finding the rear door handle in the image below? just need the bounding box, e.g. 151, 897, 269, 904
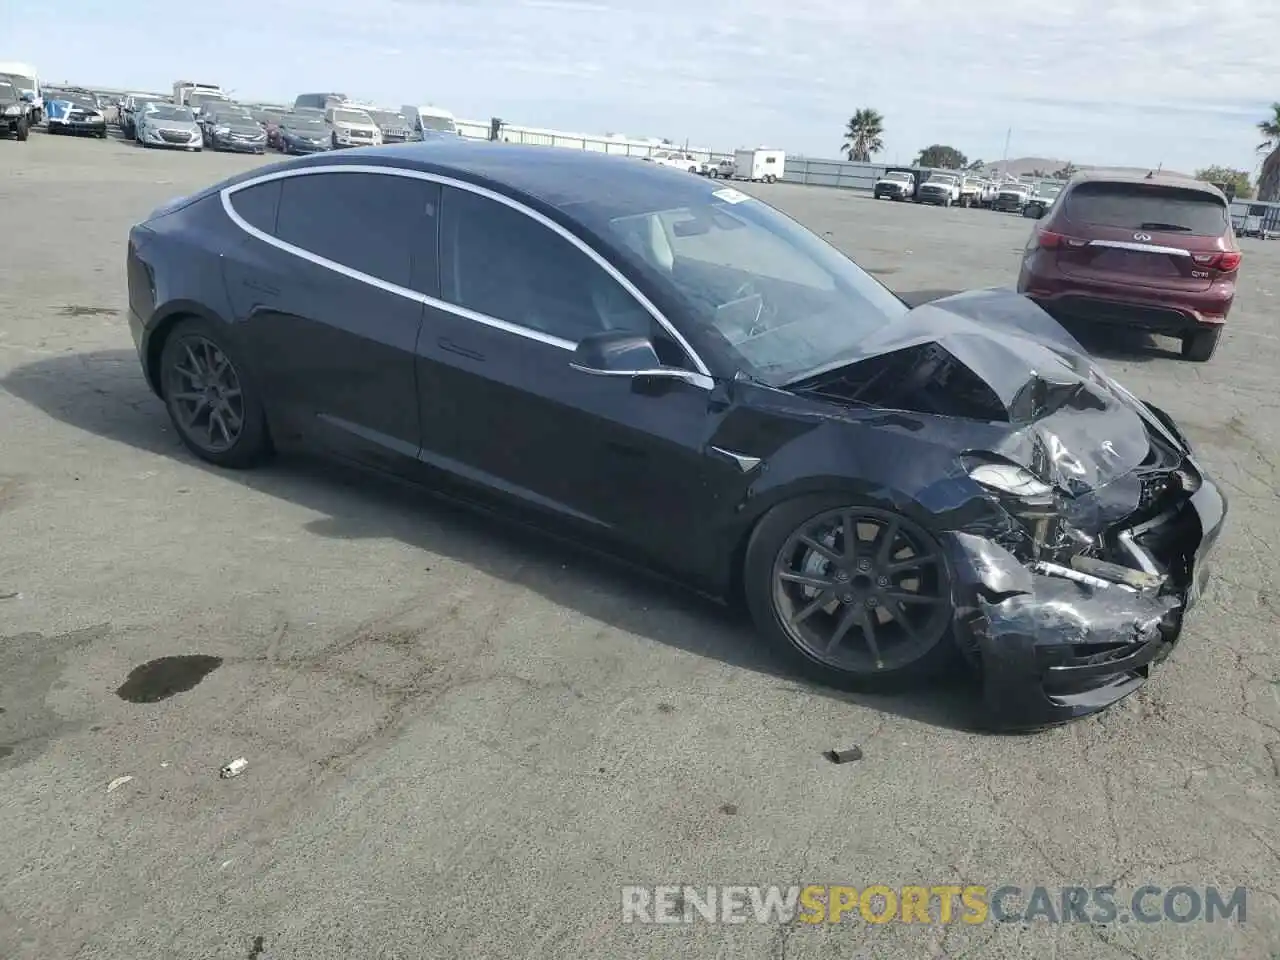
438, 338, 485, 362
243, 278, 280, 296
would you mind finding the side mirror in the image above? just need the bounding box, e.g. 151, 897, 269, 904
21, 92, 34, 102
569, 331, 708, 387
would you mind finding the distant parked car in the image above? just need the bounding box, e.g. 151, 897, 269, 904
1017, 172, 1240, 362
1022, 182, 1064, 219
992, 182, 1032, 212
45, 90, 108, 138
368, 108, 411, 143
136, 103, 202, 151
700, 157, 735, 178
204, 106, 267, 154
0, 77, 30, 141
918, 173, 961, 207
121, 93, 168, 139
647, 150, 701, 173
274, 113, 332, 154
873, 169, 916, 201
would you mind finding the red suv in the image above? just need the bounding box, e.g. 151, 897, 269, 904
1016, 172, 1240, 362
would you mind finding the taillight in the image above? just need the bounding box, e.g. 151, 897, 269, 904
1037, 230, 1088, 250
1191, 251, 1242, 272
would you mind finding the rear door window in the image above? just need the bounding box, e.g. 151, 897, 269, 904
275, 171, 440, 294
1063, 182, 1228, 236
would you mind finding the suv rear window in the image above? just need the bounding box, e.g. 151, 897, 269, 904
1063, 182, 1227, 236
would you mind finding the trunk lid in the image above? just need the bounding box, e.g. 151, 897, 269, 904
1050, 180, 1234, 292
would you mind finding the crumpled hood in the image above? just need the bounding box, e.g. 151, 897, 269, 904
798, 289, 1187, 522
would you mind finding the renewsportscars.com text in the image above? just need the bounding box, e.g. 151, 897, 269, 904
621, 884, 1247, 925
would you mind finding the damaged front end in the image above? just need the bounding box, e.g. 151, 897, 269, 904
790, 291, 1229, 728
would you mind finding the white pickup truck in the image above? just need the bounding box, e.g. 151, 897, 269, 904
918, 172, 962, 207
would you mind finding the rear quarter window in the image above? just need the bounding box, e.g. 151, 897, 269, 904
1063, 182, 1228, 236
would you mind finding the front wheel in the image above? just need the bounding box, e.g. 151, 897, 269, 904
15, 117, 28, 142
744, 496, 957, 690
159, 317, 273, 468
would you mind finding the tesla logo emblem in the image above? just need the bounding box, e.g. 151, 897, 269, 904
1133, 232, 1152, 242
1100, 440, 1119, 459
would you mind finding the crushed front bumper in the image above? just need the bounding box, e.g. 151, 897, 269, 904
944, 465, 1227, 729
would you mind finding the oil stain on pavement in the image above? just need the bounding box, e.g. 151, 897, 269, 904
116, 655, 224, 703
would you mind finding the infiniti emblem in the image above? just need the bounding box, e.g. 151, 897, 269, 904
1133, 232, 1152, 242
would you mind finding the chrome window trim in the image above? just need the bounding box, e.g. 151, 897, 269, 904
219, 163, 715, 389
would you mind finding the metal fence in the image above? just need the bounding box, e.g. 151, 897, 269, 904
456, 118, 726, 163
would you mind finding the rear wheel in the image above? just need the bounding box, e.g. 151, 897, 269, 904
1182, 327, 1222, 362
159, 317, 272, 468
744, 496, 956, 691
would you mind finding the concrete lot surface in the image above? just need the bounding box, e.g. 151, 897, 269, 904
1, 133, 1277, 959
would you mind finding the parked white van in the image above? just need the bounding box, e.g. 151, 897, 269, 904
400, 104, 459, 139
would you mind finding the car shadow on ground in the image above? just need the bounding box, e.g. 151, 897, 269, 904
898, 288, 1181, 362
2, 349, 997, 735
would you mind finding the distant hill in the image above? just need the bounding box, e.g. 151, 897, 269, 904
976, 157, 1193, 179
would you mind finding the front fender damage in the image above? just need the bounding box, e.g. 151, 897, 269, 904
943, 531, 1183, 728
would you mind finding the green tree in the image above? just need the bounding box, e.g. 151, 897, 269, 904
966, 158, 985, 171
914, 144, 967, 169
1053, 162, 1079, 180
1257, 102, 1280, 201
841, 108, 885, 162
1194, 165, 1253, 199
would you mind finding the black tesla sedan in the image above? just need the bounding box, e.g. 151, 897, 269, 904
124, 142, 1227, 729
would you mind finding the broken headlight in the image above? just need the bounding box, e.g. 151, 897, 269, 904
964, 456, 1060, 559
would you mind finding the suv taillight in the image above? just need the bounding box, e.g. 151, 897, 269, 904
1192, 251, 1242, 271
1037, 230, 1088, 250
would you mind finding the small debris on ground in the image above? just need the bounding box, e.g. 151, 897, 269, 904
824, 746, 864, 764
106, 775, 134, 793
220, 757, 248, 779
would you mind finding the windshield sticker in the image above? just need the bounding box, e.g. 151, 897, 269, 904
713, 187, 751, 205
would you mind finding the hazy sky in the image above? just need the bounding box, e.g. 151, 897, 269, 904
4, 0, 1273, 174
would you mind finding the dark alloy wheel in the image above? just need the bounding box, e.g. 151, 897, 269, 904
160, 318, 271, 468
745, 497, 956, 688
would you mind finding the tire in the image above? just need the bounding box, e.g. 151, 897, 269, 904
98, 129, 108, 139
743, 494, 957, 691
15, 117, 28, 142
1181, 327, 1222, 363
159, 317, 273, 469
943, 197, 952, 208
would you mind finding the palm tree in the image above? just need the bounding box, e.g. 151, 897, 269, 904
841, 109, 885, 162
1258, 102, 1280, 201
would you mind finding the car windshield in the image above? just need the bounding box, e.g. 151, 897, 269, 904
149, 106, 194, 122
67, 94, 99, 108
1001, 183, 1027, 192
928, 174, 958, 184
604, 195, 908, 384
884, 172, 912, 182
0, 81, 15, 99
214, 110, 253, 123
369, 111, 401, 125
334, 109, 371, 124
1064, 182, 1228, 235
420, 115, 456, 132
1036, 184, 1062, 198
190, 94, 228, 108
285, 117, 326, 132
